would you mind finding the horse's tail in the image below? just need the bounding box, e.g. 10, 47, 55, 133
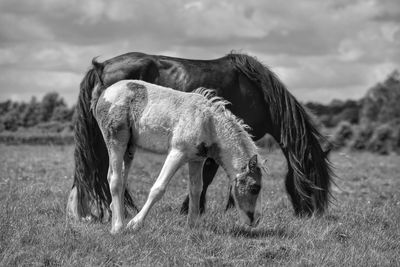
230, 53, 333, 216
73, 58, 137, 220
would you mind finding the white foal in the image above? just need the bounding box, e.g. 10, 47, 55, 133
93, 80, 264, 234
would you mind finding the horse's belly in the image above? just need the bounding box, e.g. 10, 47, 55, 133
135, 126, 171, 154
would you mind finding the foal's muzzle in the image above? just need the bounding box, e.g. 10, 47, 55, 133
246, 211, 261, 227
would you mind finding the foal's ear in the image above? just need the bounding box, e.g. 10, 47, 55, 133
248, 155, 258, 171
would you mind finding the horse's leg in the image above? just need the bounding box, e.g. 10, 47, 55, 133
66, 186, 79, 221
127, 149, 186, 231
180, 158, 219, 214
66, 186, 93, 221
187, 160, 204, 228
98, 166, 113, 222
122, 142, 135, 218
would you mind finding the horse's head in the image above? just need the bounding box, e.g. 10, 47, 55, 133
232, 154, 262, 227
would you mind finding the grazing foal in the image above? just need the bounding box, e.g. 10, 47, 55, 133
93, 80, 264, 233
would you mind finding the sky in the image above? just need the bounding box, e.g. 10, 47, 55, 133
0, 0, 399, 105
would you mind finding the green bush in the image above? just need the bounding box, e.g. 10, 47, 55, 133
348, 122, 400, 155
331, 121, 353, 149
350, 125, 374, 151
367, 124, 393, 155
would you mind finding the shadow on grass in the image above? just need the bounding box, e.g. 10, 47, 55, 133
258, 246, 290, 261
228, 226, 296, 239
205, 223, 296, 239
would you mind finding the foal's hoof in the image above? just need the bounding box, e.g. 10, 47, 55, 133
110, 224, 123, 234
83, 215, 95, 222
127, 219, 144, 232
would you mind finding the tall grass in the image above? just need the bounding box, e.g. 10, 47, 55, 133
0, 145, 399, 266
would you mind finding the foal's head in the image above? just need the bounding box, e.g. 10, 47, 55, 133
232, 154, 262, 227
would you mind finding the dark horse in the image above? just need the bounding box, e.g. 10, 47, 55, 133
67, 52, 332, 221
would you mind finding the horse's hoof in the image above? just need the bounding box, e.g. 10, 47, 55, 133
181, 206, 206, 215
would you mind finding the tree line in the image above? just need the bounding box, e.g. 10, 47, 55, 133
305, 70, 400, 129
306, 70, 400, 154
1, 70, 399, 153
0, 92, 74, 132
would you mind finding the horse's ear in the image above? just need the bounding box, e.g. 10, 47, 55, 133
248, 155, 258, 171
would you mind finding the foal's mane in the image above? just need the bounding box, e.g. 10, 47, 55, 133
193, 87, 257, 155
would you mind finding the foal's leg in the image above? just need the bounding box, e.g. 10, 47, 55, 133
225, 186, 236, 210
108, 142, 128, 234
187, 160, 204, 228
127, 149, 186, 231
180, 158, 219, 214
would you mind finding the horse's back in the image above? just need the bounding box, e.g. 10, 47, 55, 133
101, 52, 236, 90
99, 53, 269, 139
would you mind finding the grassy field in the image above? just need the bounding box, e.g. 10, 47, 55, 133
0, 144, 399, 266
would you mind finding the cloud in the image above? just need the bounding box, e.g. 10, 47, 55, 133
372, 0, 400, 23
0, 0, 399, 105
0, 69, 81, 104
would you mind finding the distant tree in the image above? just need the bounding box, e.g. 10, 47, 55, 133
306, 99, 361, 128
361, 83, 388, 123
51, 105, 74, 122
39, 92, 66, 122
0, 100, 13, 116
367, 124, 393, 155
331, 100, 361, 126
360, 70, 400, 125
20, 97, 41, 127
378, 71, 400, 123
351, 125, 374, 151
331, 121, 354, 149
0, 93, 75, 131
1, 108, 20, 131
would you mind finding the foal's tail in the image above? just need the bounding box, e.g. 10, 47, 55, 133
230, 53, 333, 216
73, 59, 137, 220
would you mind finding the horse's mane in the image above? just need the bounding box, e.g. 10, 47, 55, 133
193, 87, 258, 156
